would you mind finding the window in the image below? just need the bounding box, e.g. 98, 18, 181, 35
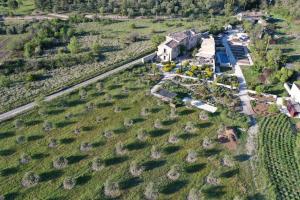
164, 49, 166, 53
164, 56, 166, 60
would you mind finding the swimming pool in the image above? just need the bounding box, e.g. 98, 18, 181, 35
217, 52, 229, 64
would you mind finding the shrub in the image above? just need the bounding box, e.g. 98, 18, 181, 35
21, 172, 40, 188
104, 179, 121, 198
80, 142, 92, 152
187, 188, 201, 200
124, 118, 134, 127
168, 134, 179, 144
186, 150, 198, 163
137, 129, 148, 142
53, 156, 68, 169
48, 138, 58, 148
167, 165, 180, 181
63, 177, 76, 190
115, 142, 127, 156
144, 182, 159, 200
20, 153, 31, 164
16, 135, 26, 144
151, 145, 161, 159
129, 161, 144, 177
91, 157, 105, 171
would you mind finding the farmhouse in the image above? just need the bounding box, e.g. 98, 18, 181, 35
157, 29, 201, 62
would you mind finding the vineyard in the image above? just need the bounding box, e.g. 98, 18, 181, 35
259, 115, 300, 200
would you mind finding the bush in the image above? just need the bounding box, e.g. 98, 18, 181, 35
53, 156, 68, 169
21, 172, 40, 188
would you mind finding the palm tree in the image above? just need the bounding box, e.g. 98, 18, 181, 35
63, 177, 76, 190
21, 172, 40, 188
104, 179, 121, 198
144, 182, 159, 200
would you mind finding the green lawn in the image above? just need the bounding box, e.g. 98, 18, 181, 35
0, 65, 254, 199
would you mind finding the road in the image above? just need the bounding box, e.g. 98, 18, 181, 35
222, 35, 255, 116
0, 56, 148, 123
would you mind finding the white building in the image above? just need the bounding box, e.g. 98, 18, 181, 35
157, 30, 201, 62
290, 83, 300, 103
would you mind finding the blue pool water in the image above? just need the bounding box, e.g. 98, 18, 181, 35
217, 52, 229, 64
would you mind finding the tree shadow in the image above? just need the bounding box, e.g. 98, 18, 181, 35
220, 168, 239, 178
197, 122, 212, 128
47, 109, 65, 115
27, 134, 44, 141
126, 141, 147, 151
67, 99, 85, 107
179, 133, 197, 140
179, 109, 195, 116
107, 84, 122, 90
162, 119, 178, 126
114, 127, 127, 134
203, 185, 226, 198
77, 175, 92, 186
60, 137, 76, 144
202, 148, 222, 157
163, 145, 181, 154
133, 118, 145, 124
32, 153, 50, 160
26, 120, 42, 126
93, 140, 106, 147
247, 193, 267, 200
0, 131, 15, 140
97, 102, 114, 108
55, 121, 76, 128
104, 156, 128, 166
234, 154, 251, 162
149, 129, 170, 137
113, 94, 128, 99
40, 170, 63, 182
143, 160, 166, 171
1, 166, 19, 176
120, 177, 143, 190
67, 155, 88, 165
185, 163, 206, 173
0, 148, 15, 156
151, 107, 162, 113
161, 180, 188, 194
4, 192, 20, 200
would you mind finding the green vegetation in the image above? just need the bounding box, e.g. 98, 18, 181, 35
259, 115, 300, 200
0, 65, 253, 199
0, 0, 35, 15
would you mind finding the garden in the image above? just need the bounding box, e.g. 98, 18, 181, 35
0, 64, 254, 200
259, 115, 300, 200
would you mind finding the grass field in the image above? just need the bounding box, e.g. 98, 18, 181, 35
259, 115, 300, 200
0, 64, 254, 200
0, 0, 35, 15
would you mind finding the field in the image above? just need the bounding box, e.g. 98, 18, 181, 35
0, 64, 254, 200
0, 0, 35, 15
0, 18, 212, 114
259, 115, 300, 200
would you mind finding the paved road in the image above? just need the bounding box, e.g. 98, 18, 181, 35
0, 56, 148, 123
222, 35, 255, 116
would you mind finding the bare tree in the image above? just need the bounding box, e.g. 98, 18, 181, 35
205, 172, 220, 185
114, 106, 122, 113
80, 142, 92, 152
104, 129, 114, 138
53, 156, 68, 169
63, 177, 76, 190
129, 161, 145, 177
169, 107, 178, 119
91, 157, 105, 171
187, 188, 201, 200
16, 135, 26, 144
186, 150, 198, 163
14, 119, 24, 130
124, 118, 134, 127
137, 129, 148, 142
43, 121, 53, 132
220, 155, 234, 167
48, 138, 58, 148
20, 153, 31, 164
184, 121, 197, 133
115, 142, 127, 156
167, 165, 180, 181
168, 133, 179, 144
199, 111, 209, 121
151, 145, 161, 159
141, 107, 150, 117
154, 119, 163, 129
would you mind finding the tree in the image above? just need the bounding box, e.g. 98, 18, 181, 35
144, 182, 159, 200
8, 0, 19, 10
21, 172, 40, 188
151, 35, 164, 47
68, 37, 80, 54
